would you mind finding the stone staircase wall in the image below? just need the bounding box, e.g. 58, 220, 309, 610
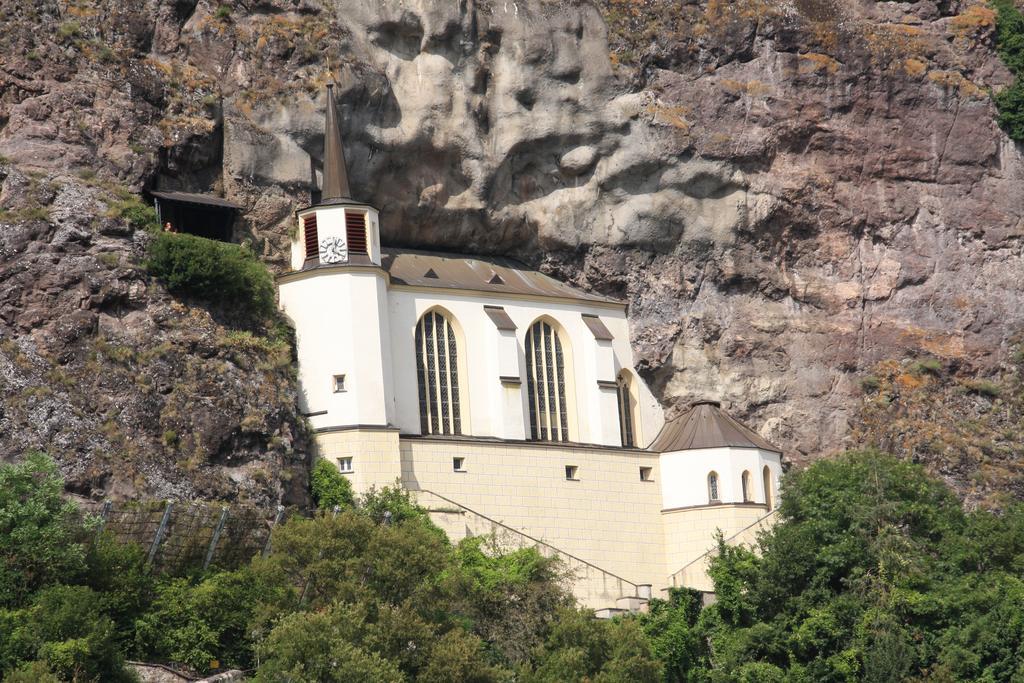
415, 489, 645, 611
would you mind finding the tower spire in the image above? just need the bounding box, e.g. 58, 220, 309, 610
321, 83, 351, 201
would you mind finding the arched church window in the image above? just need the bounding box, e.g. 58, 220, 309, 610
741, 470, 752, 502
763, 466, 773, 509
708, 472, 720, 503
616, 372, 635, 448
525, 320, 570, 442
415, 310, 462, 435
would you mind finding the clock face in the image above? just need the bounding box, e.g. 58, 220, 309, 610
319, 236, 348, 264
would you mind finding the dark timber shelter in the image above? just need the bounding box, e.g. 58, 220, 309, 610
151, 191, 242, 242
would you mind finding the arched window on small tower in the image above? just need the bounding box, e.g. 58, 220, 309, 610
741, 470, 752, 502
763, 466, 773, 509
415, 310, 462, 436
616, 372, 635, 448
525, 319, 570, 442
708, 471, 720, 503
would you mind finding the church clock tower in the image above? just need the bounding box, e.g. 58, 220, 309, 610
278, 84, 395, 437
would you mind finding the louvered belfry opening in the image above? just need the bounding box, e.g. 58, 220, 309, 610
525, 320, 569, 442
345, 211, 367, 254
303, 214, 319, 261
415, 310, 462, 436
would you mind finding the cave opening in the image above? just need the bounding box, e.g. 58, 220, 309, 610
151, 191, 242, 242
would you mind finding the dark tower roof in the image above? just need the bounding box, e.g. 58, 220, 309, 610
649, 401, 781, 454
321, 83, 352, 202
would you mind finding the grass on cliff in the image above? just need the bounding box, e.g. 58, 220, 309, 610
993, 0, 1024, 141
854, 350, 1024, 509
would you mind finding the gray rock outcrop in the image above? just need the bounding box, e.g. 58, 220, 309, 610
1, 0, 1022, 498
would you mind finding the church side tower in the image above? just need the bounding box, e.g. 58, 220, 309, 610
652, 401, 783, 592
277, 85, 398, 489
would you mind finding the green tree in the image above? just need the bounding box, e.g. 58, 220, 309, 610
310, 458, 355, 510
253, 606, 405, 683
0, 585, 135, 682
522, 608, 663, 683
133, 564, 291, 672
698, 450, 1024, 681
0, 453, 88, 608
639, 588, 709, 682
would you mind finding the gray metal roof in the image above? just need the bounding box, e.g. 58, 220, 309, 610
649, 401, 781, 454
151, 191, 243, 210
321, 83, 351, 202
582, 314, 614, 341
381, 248, 622, 305
484, 306, 517, 330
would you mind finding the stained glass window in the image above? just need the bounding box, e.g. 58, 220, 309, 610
526, 320, 570, 442
415, 311, 461, 435
708, 472, 719, 502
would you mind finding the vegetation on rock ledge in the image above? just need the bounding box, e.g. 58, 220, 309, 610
147, 232, 277, 326
993, 0, 1024, 141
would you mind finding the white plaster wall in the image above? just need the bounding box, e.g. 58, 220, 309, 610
278, 269, 394, 430
659, 447, 783, 510
386, 288, 664, 446
291, 204, 381, 270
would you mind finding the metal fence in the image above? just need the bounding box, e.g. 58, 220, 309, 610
82, 499, 294, 573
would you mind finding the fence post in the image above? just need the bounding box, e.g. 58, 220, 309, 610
96, 500, 112, 535
262, 505, 285, 558
203, 506, 230, 571
147, 501, 173, 566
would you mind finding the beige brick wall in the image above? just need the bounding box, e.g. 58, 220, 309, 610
416, 491, 639, 608
398, 438, 665, 604
662, 504, 775, 592
314, 428, 402, 493
313, 431, 780, 604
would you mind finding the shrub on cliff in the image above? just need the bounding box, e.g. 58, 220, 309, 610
146, 232, 276, 324
993, 0, 1024, 141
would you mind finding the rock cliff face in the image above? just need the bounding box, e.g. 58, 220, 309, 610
1, 0, 1022, 499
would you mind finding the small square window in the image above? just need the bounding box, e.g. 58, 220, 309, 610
565, 465, 578, 480
453, 457, 466, 472
333, 374, 346, 393
338, 457, 353, 473
639, 467, 653, 482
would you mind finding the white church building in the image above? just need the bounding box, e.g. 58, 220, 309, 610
277, 86, 783, 611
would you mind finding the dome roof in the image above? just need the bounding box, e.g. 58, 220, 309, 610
649, 401, 781, 454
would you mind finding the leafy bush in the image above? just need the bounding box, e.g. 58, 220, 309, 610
521, 607, 663, 683
253, 607, 405, 683
146, 232, 276, 323
2, 660, 61, 682
996, 79, 1024, 141
359, 484, 430, 525
133, 566, 289, 673
107, 198, 159, 231
1, 585, 135, 682
310, 458, 355, 510
83, 534, 155, 645
0, 453, 88, 608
